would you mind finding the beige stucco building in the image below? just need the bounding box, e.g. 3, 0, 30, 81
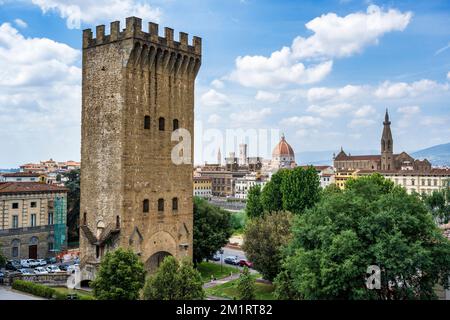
0, 182, 67, 260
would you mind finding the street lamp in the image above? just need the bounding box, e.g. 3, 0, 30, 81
219, 249, 224, 273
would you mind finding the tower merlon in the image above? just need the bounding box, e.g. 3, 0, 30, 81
82, 16, 202, 55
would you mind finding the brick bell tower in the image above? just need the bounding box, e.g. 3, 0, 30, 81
79, 17, 201, 274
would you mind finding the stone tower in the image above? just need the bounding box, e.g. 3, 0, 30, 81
239, 143, 248, 166
381, 109, 394, 171
217, 148, 222, 166
79, 17, 201, 273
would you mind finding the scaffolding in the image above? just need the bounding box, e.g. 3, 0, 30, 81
53, 196, 67, 253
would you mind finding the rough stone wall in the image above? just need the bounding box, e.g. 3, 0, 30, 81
80, 17, 201, 270
0, 225, 57, 260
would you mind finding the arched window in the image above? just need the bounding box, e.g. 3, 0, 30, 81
144, 115, 151, 129
11, 239, 20, 258
172, 197, 178, 211
116, 215, 120, 229
143, 199, 149, 213
158, 198, 164, 212
159, 117, 165, 131
173, 119, 179, 131
83, 212, 87, 225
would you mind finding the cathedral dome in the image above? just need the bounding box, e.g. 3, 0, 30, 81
272, 134, 295, 158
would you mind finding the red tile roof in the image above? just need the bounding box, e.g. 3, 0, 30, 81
0, 182, 68, 195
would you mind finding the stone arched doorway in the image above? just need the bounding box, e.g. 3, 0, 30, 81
29, 236, 39, 259
145, 251, 172, 273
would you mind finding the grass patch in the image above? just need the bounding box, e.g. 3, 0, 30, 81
53, 287, 94, 300
12, 280, 95, 300
196, 261, 237, 283
206, 276, 275, 300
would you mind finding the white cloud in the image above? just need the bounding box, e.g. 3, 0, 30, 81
200, 89, 229, 107
354, 105, 375, 118
207, 114, 221, 124
0, 23, 80, 87
398, 106, 420, 115
306, 84, 363, 102
230, 47, 332, 88
291, 5, 412, 59
229, 107, 272, 125
307, 103, 353, 118
447, 71, 450, 81
374, 79, 448, 99
348, 118, 376, 128
0, 23, 81, 166
30, 0, 162, 29
420, 116, 447, 126
211, 79, 224, 89
255, 90, 280, 103
280, 116, 323, 127
228, 5, 410, 89
14, 19, 27, 28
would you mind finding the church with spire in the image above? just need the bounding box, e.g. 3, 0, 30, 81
334, 109, 432, 172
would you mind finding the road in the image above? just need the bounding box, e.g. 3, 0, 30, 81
0, 286, 44, 300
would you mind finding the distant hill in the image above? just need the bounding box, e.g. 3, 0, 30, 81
0, 168, 19, 173
411, 143, 450, 167
295, 143, 450, 167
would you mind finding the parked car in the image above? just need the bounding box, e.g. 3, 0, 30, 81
58, 263, 71, 271
0, 271, 4, 279
34, 267, 48, 275
67, 264, 79, 275
28, 259, 39, 268
46, 265, 61, 273
211, 254, 221, 262
238, 259, 253, 268
20, 259, 31, 268
36, 259, 47, 266
18, 268, 34, 275
6, 260, 21, 271
224, 256, 239, 265
46, 257, 57, 265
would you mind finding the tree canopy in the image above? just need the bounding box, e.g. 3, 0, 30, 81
275, 174, 450, 300
193, 197, 233, 264
63, 169, 80, 243
143, 256, 205, 300
246, 185, 264, 218
280, 166, 321, 215
237, 267, 256, 300
242, 211, 293, 281
260, 170, 286, 213
91, 248, 146, 300
422, 186, 450, 224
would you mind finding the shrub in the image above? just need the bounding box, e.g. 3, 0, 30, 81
12, 280, 54, 299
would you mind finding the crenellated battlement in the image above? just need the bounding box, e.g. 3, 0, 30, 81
82, 16, 201, 56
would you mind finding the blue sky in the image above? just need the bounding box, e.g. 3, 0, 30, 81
0, 0, 449, 167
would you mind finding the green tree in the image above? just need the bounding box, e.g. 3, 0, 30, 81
91, 248, 146, 300
423, 187, 450, 224
193, 197, 233, 264
246, 185, 263, 218
260, 170, 287, 213
242, 211, 293, 281
273, 269, 301, 300
276, 174, 450, 300
280, 166, 321, 214
143, 256, 205, 300
63, 169, 80, 243
237, 267, 256, 300
0, 245, 6, 268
